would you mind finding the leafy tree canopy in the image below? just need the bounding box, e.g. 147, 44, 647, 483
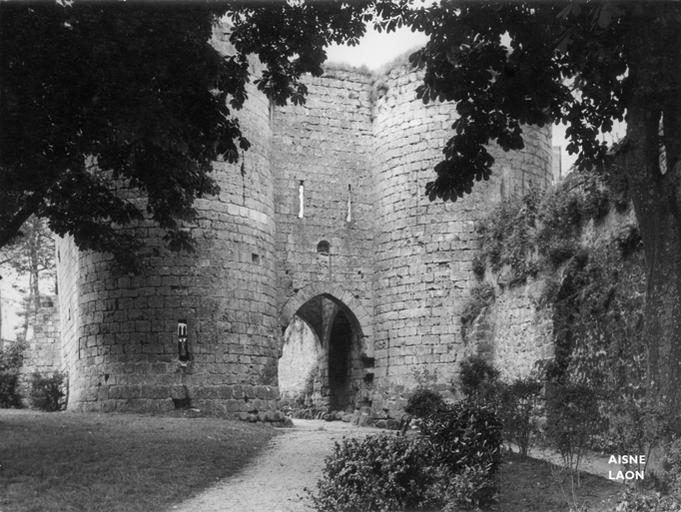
0, 1, 371, 267
372, 1, 681, 202
370, 0, 681, 421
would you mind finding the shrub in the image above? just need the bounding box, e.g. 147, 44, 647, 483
545, 238, 580, 268
545, 383, 603, 484
405, 388, 445, 419
0, 341, 26, 408
581, 183, 611, 221
498, 377, 543, 457
615, 224, 642, 258
457, 355, 499, 401
419, 399, 503, 474
471, 254, 486, 279
476, 188, 541, 285
0, 373, 21, 408
311, 398, 503, 512
0, 341, 26, 372
654, 436, 681, 496
423, 463, 497, 512
460, 283, 495, 327
29, 371, 66, 411
309, 434, 436, 512
615, 487, 681, 512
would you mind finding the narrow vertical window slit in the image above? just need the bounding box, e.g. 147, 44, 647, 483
298, 180, 305, 219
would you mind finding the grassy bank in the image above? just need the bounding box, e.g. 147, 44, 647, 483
494, 453, 621, 512
0, 409, 275, 512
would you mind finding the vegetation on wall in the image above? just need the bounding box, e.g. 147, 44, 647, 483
375, 0, 681, 427
474, 188, 540, 287
464, 170, 647, 454
460, 283, 495, 339
472, 171, 622, 292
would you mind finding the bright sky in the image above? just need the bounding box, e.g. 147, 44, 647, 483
326, 26, 428, 70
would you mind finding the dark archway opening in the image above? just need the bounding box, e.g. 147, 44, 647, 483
328, 310, 353, 410
278, 293, 368, 411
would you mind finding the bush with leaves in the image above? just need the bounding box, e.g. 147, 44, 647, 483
475, 187, 541, 285
498, 377, 543, 457
422, 462, 498, 512
309, 434, 437, 512
405, 388, 446, 419
544, 383, 603, 484
29, 371, 66, 411
652, 436, 681, 496
460, 283, 495, 328
420, 398, 503, 475
0, 341, 26, 407
614, 436, 681, 511
0, 373, 20, 408
457, 355, 500, 403
310, 400, 502, 512
615, 487, 681, 512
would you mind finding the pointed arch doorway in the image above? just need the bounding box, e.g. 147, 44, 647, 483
278, 291, 370, 411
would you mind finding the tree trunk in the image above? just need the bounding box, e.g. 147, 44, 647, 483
621, 16, 681, 463
622, 102, 681, 479
624, 110, 681, 416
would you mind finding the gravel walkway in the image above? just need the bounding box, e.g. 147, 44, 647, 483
169, 419, 382, 512
169, 419, 622, 512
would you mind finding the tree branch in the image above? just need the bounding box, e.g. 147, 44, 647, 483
0, 197, 41, 249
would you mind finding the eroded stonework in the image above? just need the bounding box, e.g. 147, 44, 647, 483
55, 34, 553, 417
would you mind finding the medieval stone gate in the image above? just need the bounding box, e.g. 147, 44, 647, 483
278, 284, 374, 410
55, 33, 553, 417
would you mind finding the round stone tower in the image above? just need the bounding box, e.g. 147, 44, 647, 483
370, 64, 552, 413
56, 55, 280, 415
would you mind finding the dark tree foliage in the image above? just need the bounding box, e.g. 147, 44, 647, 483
375, 2, 680, 200
0, 1, 370, 266
374, 1, 681, 422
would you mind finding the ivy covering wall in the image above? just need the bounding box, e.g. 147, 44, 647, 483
464, 170, 646, 450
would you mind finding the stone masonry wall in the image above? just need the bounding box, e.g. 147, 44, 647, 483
471, 196, 639, 382
272, 66, 375, 342
370, 64, 551, 414
56, 49, 553, 417
56, 234, 80, 382
18, 295, 62, 405
272, 66, 377, 408
58, 44, 281, 415
464, 281, 555, 381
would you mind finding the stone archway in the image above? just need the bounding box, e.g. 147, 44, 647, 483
278, 285, 374, 411
279, 283, 373, 353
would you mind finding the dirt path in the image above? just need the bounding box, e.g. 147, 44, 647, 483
169, 419, 622, 512
170, 419, 381, 512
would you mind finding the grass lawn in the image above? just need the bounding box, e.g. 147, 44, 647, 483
494, 453, 622, 512
0, 409, 275, 512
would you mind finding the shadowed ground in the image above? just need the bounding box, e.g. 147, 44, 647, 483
0, 409, 274, 512
171, 419, 622, 512
0, 411, 624, 512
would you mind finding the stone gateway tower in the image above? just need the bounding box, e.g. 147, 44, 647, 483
56, 37, 552, 417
